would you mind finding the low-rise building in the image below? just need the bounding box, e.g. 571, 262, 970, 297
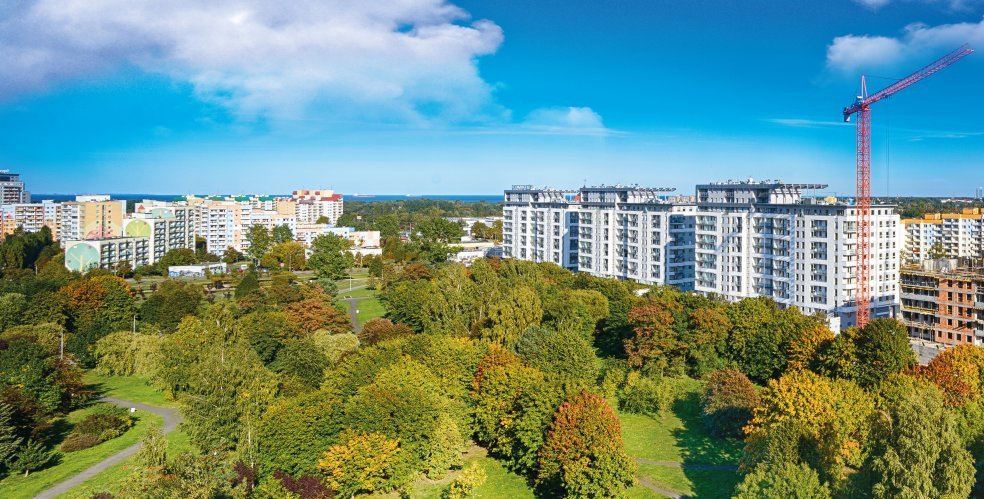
168, 263, 228, 278
64, 237, 151, 273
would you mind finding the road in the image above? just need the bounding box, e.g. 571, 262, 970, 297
34, 397, 182, 499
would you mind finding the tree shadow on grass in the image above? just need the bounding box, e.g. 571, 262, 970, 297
670, 392, 743, 498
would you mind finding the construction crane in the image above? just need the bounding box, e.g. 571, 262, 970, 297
843, 44, 973, 329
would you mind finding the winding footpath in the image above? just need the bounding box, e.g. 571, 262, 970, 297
34, 397, 182, 499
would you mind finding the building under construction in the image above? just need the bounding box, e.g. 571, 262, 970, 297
900, 259, 984, 346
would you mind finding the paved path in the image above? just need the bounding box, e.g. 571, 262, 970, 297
338, 284, 369, 333
34, 397, 182, 499
636, 475, 683, 499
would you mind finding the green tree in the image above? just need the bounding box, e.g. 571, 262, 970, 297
928, 241, 948, 260
140, 280, 203, 332
416, 218, 463, 243
702, 368, 760, 438
0, 293, 27, 332
445, 462, 487, 499
855, 318, 916, 388
307, 234, 353, 280
735, 462, 831, 499
256, 391, 344, 477
272, 224, 294, 244
136, 424, 168, 468
481, 286, 542, 347
267, 242, 306, 271
246, 225, 272, 264
537, 390, 635, 497
223, 247, 244, 264
0, 402, 22, 473
158, 248, 198, 268
236, 268, 261, 299
312, 330, 360, 365
11, 438, 55, 476
270, 338, 329, 390
860, 375, 974, 498
515, 326, 598, 386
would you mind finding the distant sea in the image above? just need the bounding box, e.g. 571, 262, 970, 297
33, 193, 502, 203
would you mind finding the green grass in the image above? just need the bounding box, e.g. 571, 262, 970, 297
356, 297, 386, 325
0, 404, 163, 499
619, 378, 744, 498
50, 374, 191, 498
407, 447, 534, 499
55, 425, 193, 499
337, 286, 379, 299
83, 372, 177, 408
635, 463, 739, 499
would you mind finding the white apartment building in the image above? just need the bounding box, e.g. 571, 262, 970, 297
693, 179, 900, 332
196, 201, 244, 255
0, 200, 58, 235
503, 185, 696, 289
292, 189, 344, 224
903, 209, 983, 262
64, 237, 151, 273
125, 205, 196, 262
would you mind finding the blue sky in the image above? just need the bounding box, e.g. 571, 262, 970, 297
1, 0, 982, 196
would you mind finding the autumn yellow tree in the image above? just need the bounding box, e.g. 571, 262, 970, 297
319, 431, 401, 496
743, 370, 873, 483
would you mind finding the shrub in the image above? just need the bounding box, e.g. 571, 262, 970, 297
74, 412, 133, 441
444, 463, 487, 499
60, 433, 102, 452
702, 368, 760, 438
621, 373, 675, 416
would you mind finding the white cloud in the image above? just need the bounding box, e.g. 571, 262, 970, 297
522, 106, 609, 134
852, 0, 981, 11
826, 18, 984, 74
0, 0, 505, 122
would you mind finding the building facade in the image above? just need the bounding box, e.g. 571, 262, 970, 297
903, 209, 984, 263
292, 189, 344, 225
693, 179, 900, 332
502, 185, 697, 289
900, 260, 984, 346
0, 172, 30, 206
58, 198, 127, 244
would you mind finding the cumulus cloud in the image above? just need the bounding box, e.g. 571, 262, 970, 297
826, 18, 984, 74
522, 106, 608, 134
0, 0, 505, 121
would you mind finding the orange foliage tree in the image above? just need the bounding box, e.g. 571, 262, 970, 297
284, 298, 351, 335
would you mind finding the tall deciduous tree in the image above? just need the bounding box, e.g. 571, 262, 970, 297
271, 224, 294, 245
861, 375, 974, 498
318, 430, 401, 497
307, 234, 353, 280
481, 286, 542, 347
537, 390, 635, 497
245, 225, 272, 264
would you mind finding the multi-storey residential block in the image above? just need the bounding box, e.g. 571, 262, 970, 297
64, 237, 151, 273
502, 185, 697, 289
127, 203, 196, 262
196, 200, 244, 255
0, 200, 59, 237
293, 189, 344, 224
903, 209, 983, 262
900, 260, 984, 346
693, 179, 899, 332
58, 198, 128, 244
0, 171, 30, 206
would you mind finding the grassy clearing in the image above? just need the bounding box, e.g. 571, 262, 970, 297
83, 372, 176, 408
0, 405, 162, 499
406, 447, 534, 499
619, 378, 744, 498
337, 286, 379, 299
356, 298, 386, 325
53, 374, 192, 498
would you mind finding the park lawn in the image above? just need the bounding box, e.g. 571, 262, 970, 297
635, 463, 740, 499
406, 447, 534, 499
356, 297, 386, 325
56, 424, 193, 499
337, 286, 379, 299
84, 372, 177, 408
619, 379, 743, 466
0, 405, 163, 499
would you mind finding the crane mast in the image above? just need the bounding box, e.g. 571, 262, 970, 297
842, 44, 973, 329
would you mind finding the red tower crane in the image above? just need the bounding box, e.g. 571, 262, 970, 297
843, 44, 973, 329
